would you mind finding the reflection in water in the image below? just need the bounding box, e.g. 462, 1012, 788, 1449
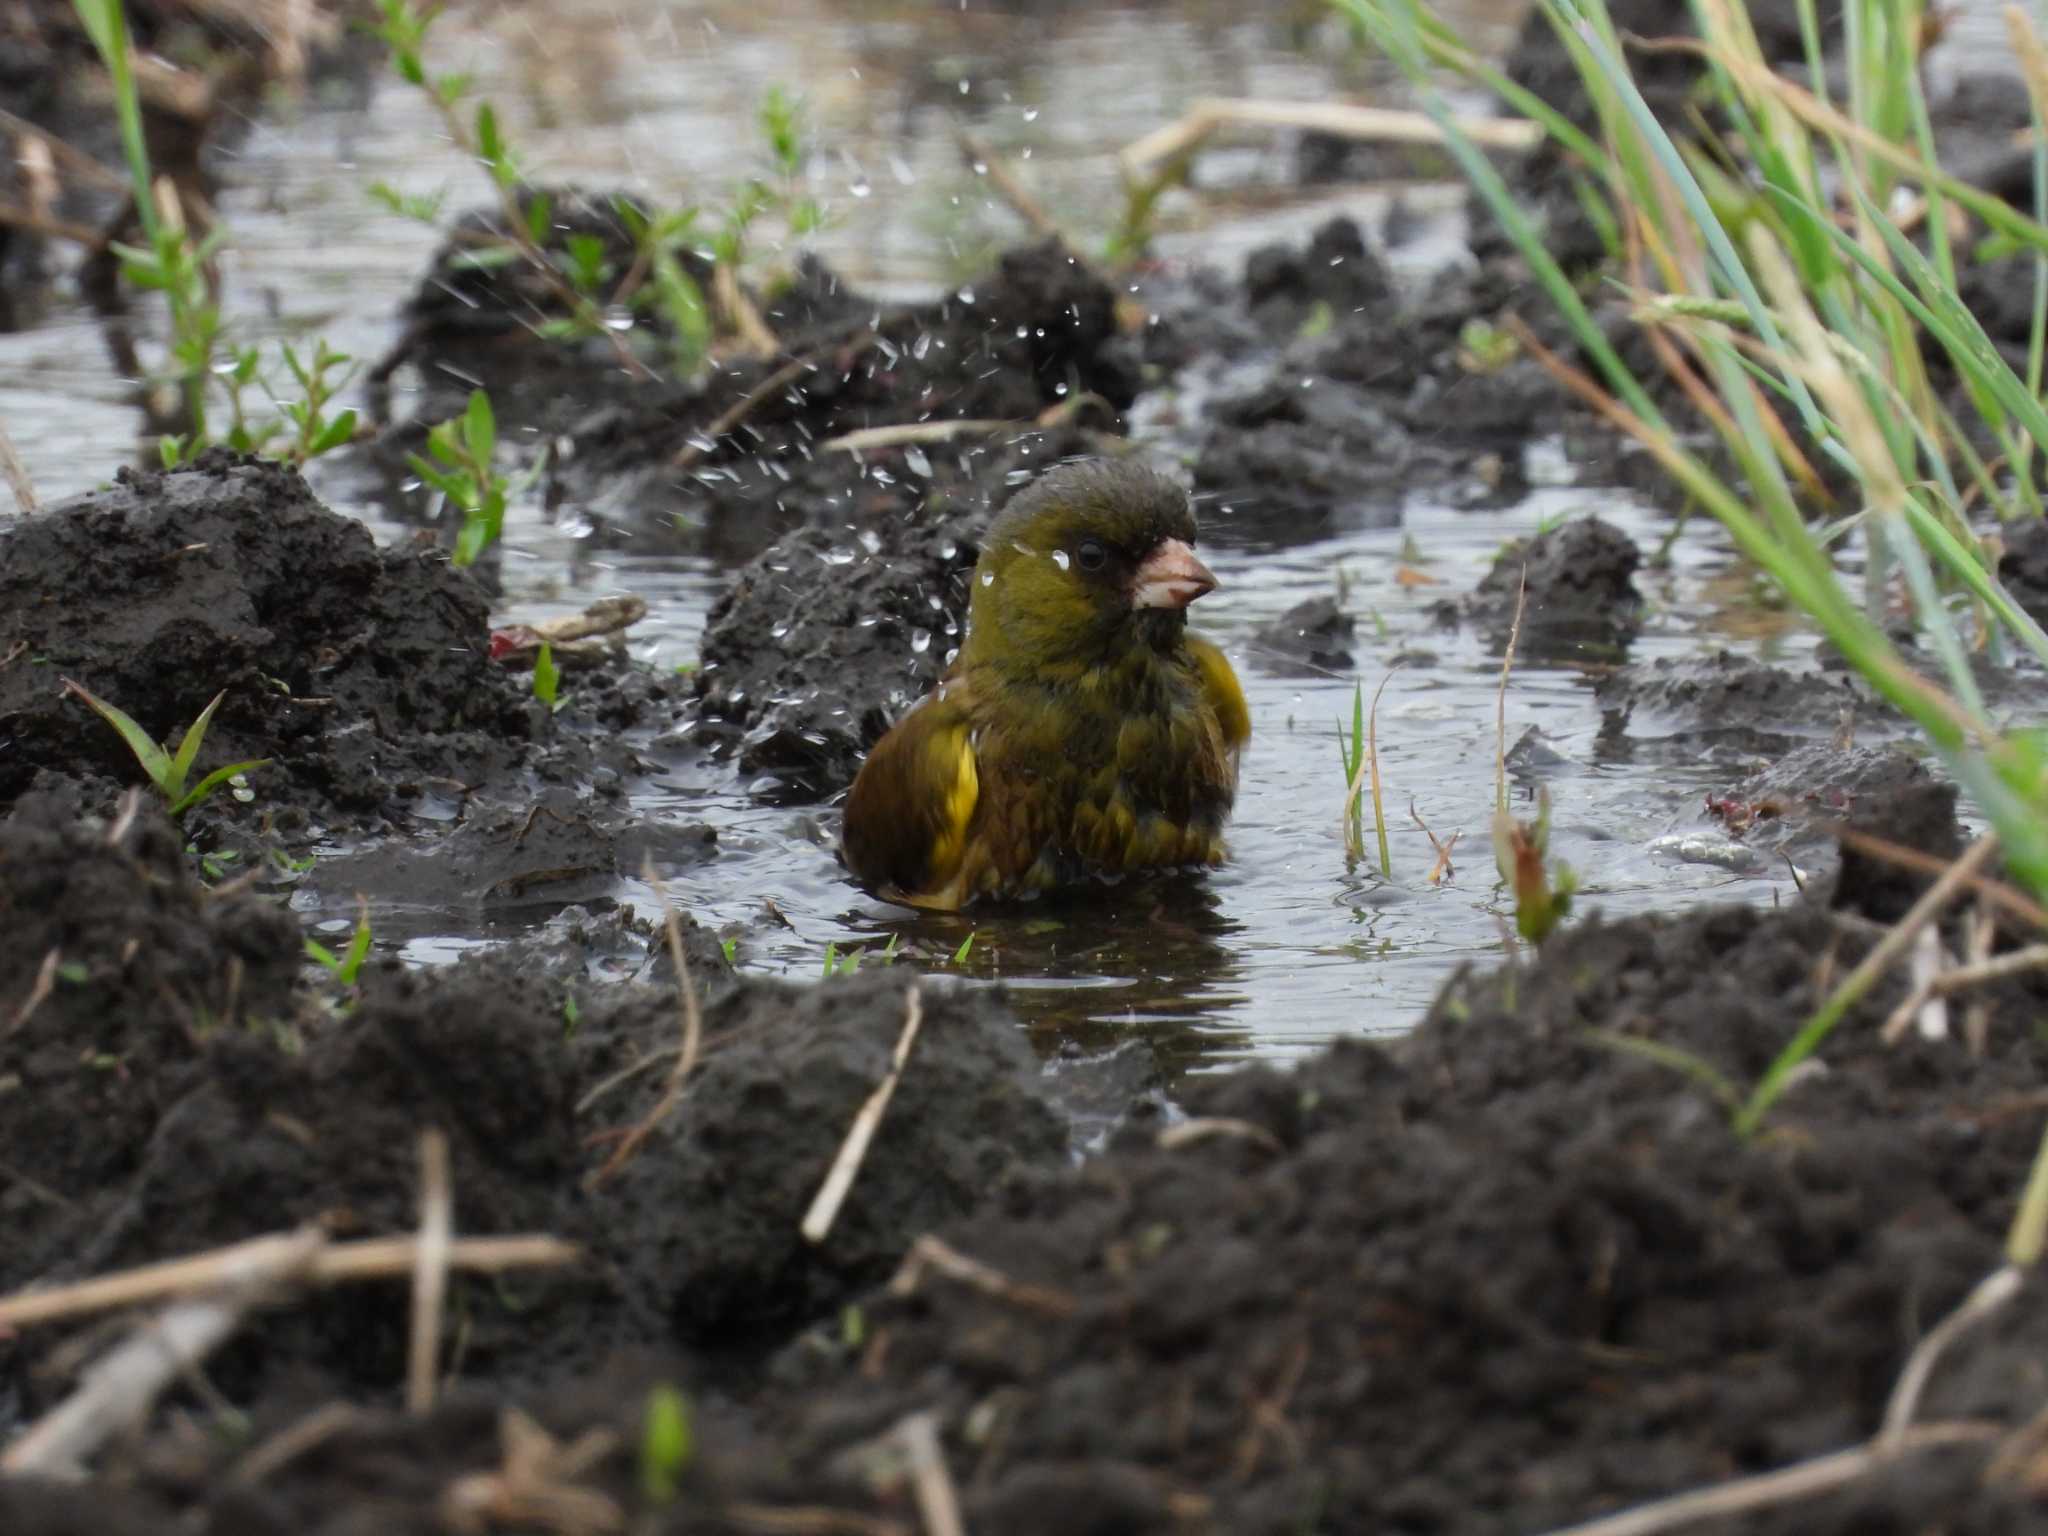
846, 872, 1252, 1070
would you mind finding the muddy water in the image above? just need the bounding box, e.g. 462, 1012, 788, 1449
5, 0, 1839, 1064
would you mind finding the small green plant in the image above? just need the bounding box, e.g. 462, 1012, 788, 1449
63, 680, 270, 817
72, 0, 361, 465
952, 931, 976, 964
822, 932, 897, 978
532, 642, 565, 713
1338, 676, 1393, 874
305, 900, 373, 987
1491, 788, 1576, 945
407, 389, 544, 565
1455, 317, 1519, 374
719, 935, 738, 966
639, 1384, 694, 1505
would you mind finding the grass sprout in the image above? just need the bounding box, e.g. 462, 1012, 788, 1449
62, 679, 270, 817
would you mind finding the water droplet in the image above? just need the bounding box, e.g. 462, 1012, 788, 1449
848, 177, 872, 199
1054, 382, 1069, 397
911, 628, 933, 653
980, 569, 995, 586
1051, 549, 1070, 570
956, 286, 976, 305
958, 78, 971, 94
927, 592, 944, 610
858, 529, 883, 554
943, 646, 959, 666
558, 509, 595, 539
907, 448, 934, 479
603, 306, 635, 333
912, 332, 932, 361
890, 154, 916, 186
1015, 325, 1031, 340
822, 546, 855, 566
770, 622, 791, 640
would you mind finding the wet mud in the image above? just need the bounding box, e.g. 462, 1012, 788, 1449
11, 6, 2048, 1530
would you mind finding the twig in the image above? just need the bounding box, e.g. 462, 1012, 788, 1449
1119, 98, 1540, 177
1830, 833, 1999, 1049
1531, 1422, 1999, 1536
0, 1232, 578, 1331
2, 1228, 327, 1476
1156, 1117, 1283, 1155
1881, 1266, 2023, 1446
0, 107, 127, 191
724, 1505, 909, 1536
822, 419, 1025, 454
1409, 801, 1460, 884
1881, 940, 2048, 1044
5, 948, 59, 1033
0, 415, 39, 515
887, 1235, 1078, 1317
408, 1129, 453, 1413
1834, 827, 2048, 933
896, 1412, 966, 1536
713, 261, 780, 358
803, 986, 926, 1244
586, 860, 706, 1189
0, 202, 102, 247
670, 327, 881, 471
227, 1402, 362, 1487
1496, 568, 1527, 814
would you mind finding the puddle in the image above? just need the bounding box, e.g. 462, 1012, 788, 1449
4, 0, 1834, 1069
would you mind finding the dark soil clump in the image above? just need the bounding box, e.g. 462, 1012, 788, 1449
0, 452, 541, 825
1250, 595, 1356, 675
1441, 515, 1645, 659
1597, 651, 1888, 761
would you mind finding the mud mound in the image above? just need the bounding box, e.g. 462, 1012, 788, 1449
0, 451, 538, 824
548, 239, 1138, 555
763, 898, 2048, 1535
1440, 515, 1645, 659
1249, 595, 1355, 675
0, 791, 300, 1271
1597, 651, 1890, 761
598, 967, 1068, 1352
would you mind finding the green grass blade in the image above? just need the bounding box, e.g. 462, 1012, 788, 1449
169, 758, 270, 816
63, 678, 170, 790
166, 689, 227, 801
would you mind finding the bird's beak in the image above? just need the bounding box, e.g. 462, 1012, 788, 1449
1132, 539, 1218, 609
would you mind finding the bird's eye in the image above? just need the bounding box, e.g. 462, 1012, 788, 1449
1076, 539, 1109, 572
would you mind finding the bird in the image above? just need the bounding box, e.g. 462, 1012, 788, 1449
841, 458, 1249, 910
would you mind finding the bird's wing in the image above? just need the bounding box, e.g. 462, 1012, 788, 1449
1187, 635, 1251, 757
841, 685, 981, 908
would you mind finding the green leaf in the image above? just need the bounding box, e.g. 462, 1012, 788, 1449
952, 931, 975, 964
307, 409, 358, 458
448, 242, 522, 273
526, 190, 553, 245
477, 103, 506, 160
63, 679, 171, 792
169, 759, 270, 817
533, 642, 560, 708
463, 389, 496, 467
639, 1385, 693, 1504
165, 689, 227, 800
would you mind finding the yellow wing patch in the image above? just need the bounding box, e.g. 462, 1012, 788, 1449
924, 722, 980, 889
1187, 635, 1251, 752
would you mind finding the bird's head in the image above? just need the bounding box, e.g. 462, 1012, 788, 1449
960, 459, 1217, 677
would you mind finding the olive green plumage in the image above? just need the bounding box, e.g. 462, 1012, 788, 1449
841, 458, 1250, 910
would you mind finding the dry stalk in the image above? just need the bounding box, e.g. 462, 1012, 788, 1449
1532, 1421, 1998, 1536
802, 986, 926, 1244
0, 414, 39, 515
724, 1504, 910, 1536
671, 325, 882, 470
586, 860, 705, 1189
1119, 98, 1539, 177
5, 948, 59, 1033
823, 419, 1024, 454
226, 1401, 363, 1487
1880, 1266, 2023, 1446
887, 1235, 1079, 1317
440, 1407, 623, 1536
1495, 568, 1527, 815
408, 1129, 454, 1414
3, 1227, 327, 1476
1156, 1117, 1283, 1156
0, 1231, 577, 1331
895, 1411, 966, 1536
1834, 827, 2048, 932
1408, 800, 1461, 884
